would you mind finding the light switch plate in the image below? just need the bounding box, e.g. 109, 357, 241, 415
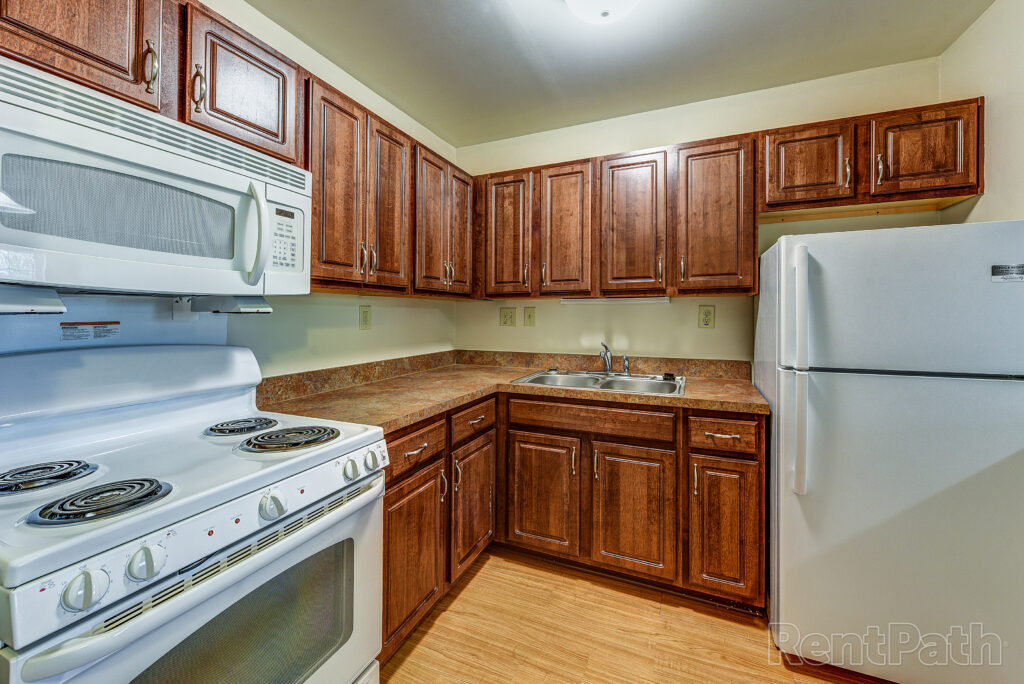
358, 305, 372, 330
523, 307, 536, 327
499, 307, 516, 327
698, 305, 715, 329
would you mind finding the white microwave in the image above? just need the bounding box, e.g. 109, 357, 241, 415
0, 56, 311, 297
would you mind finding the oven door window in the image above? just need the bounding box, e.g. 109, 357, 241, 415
132, 539, 354, 684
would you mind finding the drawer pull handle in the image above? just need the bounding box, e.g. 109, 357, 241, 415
468, 415, 487, 425
404, 442, 428, 457
705, 432, 741, 440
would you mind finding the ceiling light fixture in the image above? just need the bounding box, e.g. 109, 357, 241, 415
564, 0, 640, 25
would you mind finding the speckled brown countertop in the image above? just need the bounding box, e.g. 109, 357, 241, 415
263, 364, 769, 434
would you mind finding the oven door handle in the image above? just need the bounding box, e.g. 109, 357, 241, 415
20, 475, 383, 683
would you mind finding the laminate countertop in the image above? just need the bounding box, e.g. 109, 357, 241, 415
263, 364, 769, 435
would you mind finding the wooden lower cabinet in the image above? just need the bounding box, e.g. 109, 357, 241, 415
451, 430, 496, 581
507, 431, 581, 558
688, 453, 763, 603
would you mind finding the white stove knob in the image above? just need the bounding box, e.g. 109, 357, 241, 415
259, 490, 287, 521
127, 545, 167, 582
61, 569, 110, 612
364, 449, 380, 470
342, 459, 359, 481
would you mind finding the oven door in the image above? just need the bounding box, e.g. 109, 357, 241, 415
2, 475, 383, 684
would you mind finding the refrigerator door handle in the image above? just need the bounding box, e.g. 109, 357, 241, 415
794, 245, 809, 370
793, 371, 809, 494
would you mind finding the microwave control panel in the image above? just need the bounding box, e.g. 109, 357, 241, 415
270, 207, 302, 272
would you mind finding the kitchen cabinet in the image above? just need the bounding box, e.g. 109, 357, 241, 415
0, 0, 167, 111
382, 459, 447, 662
450, 430, 496, 581
870, 101, 979, 196
414, 146, 473, 294
675, 136, 756, 292
507, 430, 581, 558
590, 442, 677, 581
600, 150, 667, 292
539, 163, 592, 294
485, 173, 533, 296
309, 78, 367, 284
762, 122, 855, 205
365, 116, 412, 288
184, 3, 301, 164
447, 165, 474, 295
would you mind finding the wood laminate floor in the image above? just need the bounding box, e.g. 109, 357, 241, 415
381, 547, 871, 684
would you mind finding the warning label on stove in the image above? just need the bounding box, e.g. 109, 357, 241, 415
992, 265, 1024, 282
60, 321, 121, 341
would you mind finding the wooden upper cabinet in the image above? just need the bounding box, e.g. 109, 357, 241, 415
540, 163, 591, 294
507, 430, 580, 558
675, 136, 756, 292
451, 430, 496, 581
0, 0, 165, 110
485, 173, 533, 296
600, 150, 667, 292
763, 122, 854, 205
591, 442, 677, 582
870, 101, 979, 196
447, 166, 474, 295
184, 4, 300, 164
366, 116, 412, 288
414, 146, 448, 293
309, 79, 366, 284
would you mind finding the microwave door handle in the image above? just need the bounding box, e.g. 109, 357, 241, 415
247, 181, 271, 286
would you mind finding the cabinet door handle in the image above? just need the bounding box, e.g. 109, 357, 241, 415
447, 261, 453, 286
876, 153, 884, 185
693, 464, 698, 496
404, 442, 428, 457
570, 446, 576, 476
523, 263, 530, 287
440, 469, 448, 502
593, 450, 599, 480
844, 157, 851, 189
190, 64, 206, 113
679, 255, 685, 282
468, 415, 486, 425
370, 245, 378, 276
454, 462, 462, 492
541, 262, 547, 286
142, 39, 159, 94
657, 256, 663, 283
705, 431, 741, 440
359, 242, 367, 275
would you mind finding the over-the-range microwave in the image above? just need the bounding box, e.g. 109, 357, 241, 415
0, 56, 311, 297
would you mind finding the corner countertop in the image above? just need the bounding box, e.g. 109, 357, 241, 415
263, 364, 769, 435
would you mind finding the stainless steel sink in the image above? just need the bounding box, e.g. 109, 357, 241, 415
513, 370, 685, 396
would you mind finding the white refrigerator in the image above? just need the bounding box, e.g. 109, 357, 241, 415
755, 220, 1024, 683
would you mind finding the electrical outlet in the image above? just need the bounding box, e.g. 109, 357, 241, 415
698, 305, 716, 329
499, 307, 516, 327
358, 305, 372, 330
523, 307, 536, 327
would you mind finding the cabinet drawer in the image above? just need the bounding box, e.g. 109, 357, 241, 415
386, 420, 446, 481
450, 399, 496, 445
509, 399, 674, 442
689, 417, 758, 455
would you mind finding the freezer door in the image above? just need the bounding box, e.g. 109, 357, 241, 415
754, 242, 781, 404
778, 220, 1024, 374
773, 371, 1024, 683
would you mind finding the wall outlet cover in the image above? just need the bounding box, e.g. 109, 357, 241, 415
499, 307, 516, 327
523, 307, 536, 327
358, 305, 372, 330
698, 305, 715, 329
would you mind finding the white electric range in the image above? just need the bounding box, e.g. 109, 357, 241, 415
0, 345, 386, 684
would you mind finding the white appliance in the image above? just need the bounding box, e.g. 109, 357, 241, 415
0, 55, 311, 297
0, 345, 387, 683
755, 220, 1024, 683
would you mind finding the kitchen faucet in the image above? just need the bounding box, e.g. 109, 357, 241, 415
599, 342, 612, 373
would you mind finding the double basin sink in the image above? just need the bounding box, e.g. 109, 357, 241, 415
513, 369, 685, 396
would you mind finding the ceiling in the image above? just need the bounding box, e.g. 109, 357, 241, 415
246, 0, 994, 147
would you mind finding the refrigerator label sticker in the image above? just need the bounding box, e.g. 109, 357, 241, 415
991, 265, 1024, 282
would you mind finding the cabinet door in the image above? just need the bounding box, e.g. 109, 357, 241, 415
600, 150, 667, 292
309, 79, 367, 283
539, 163, 591, 294
688, 454, 762, 603
451, 430, 496, 581
366, 117, 412, 288
485, 173, 533, 296
676, 137, 755, 291
507, 431, 580, 557
447, 166, 474, 295
0, 0, 164, 110
382, 460, 446, 661
184, 4, 300, 163
414, 146, 449, 293
591, 442, 677, 581
870, 101, 979, 196
763, 122, 854, 205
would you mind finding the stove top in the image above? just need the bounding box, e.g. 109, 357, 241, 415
0, 460, 98, 496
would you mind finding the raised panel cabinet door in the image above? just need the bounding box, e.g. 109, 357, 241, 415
688, 454, 762, 603
366, 117, 413, 288
591, 442, 677, 581
309, 79, 366, 283
451, 430, 496, 581
870, 101, 979, 196
600, 150, 667, 292
485, 173, 533, 296
185, 4, 300, 163
382, 460, 446, 661
414, 146, 449, 292
0, 0, 164, 110
676, 137, 755, 291
447, 166, 474, 295
540, 162, 591, 294
763, 122, 854, 205
507, 430, 580, 557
